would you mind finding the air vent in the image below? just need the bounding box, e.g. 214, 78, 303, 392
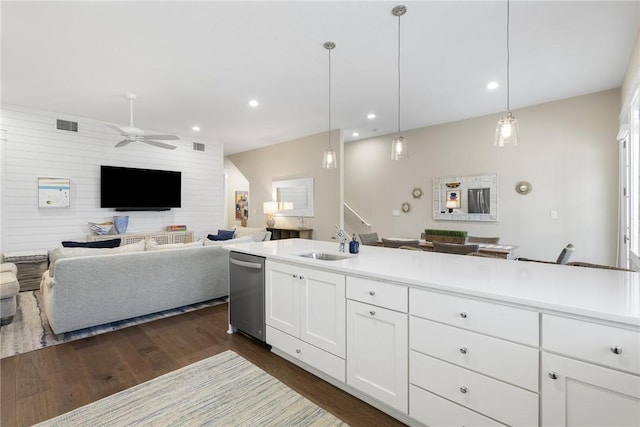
56, 119, 78, 132
193, 142, 205, 152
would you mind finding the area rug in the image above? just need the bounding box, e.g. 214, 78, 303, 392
34, 350, 347, 426
0, 290, 227, 359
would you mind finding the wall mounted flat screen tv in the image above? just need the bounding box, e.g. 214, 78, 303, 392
100, 165, 181, 211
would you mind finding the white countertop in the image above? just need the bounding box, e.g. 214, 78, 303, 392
225, 239, 640, 326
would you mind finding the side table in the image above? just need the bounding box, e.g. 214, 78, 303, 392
2, 249, 49, 292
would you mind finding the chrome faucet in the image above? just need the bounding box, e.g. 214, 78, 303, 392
334, 226, 348, 252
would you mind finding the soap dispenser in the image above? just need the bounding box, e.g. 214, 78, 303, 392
349, 234, 360, 254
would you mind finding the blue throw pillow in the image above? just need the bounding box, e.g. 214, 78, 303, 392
207, 229, 235, 241
62, 238, 122, 248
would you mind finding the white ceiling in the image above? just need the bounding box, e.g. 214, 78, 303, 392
2, 1, 639, 155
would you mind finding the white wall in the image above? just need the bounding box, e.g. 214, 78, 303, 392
1, 105, 225, 252
345, 89, 620, 265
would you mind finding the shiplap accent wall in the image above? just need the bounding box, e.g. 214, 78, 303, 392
1, 105, 224, 253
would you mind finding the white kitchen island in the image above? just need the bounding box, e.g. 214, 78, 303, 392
226, 238, 640, 427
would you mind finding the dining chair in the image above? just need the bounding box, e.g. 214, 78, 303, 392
381, 238, 420, 249
358, 232, 380, 246
433, 241, 480, 255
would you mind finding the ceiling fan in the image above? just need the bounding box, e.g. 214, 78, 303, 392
106, 93, 179, 150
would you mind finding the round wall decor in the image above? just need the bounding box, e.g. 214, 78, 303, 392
515, 181, 532, 195
412, 187, 423, 198
401, 202, 411, 213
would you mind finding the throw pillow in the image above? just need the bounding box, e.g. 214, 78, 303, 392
207, 229, 236, 241
146, 239, 204, 251
62, 238, 121, 248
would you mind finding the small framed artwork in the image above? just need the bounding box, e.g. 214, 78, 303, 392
38, 177, 70, 208
235, 191, 248, 222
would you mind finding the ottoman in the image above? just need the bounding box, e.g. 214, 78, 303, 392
0, 263, 20, 325
2, 249, 49, 292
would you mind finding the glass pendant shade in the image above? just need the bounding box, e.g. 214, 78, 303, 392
322, 145, 337, 168
391, 134, 408, 160
494, 111, 519, 147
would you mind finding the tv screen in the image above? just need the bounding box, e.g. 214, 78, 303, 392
100, 165, 181, 211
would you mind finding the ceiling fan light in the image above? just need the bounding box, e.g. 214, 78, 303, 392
494, 111, 519, 147
391, 135, 408, 160
322, 145, 337, 169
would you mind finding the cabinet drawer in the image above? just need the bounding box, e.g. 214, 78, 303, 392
266, 326, 345, 382
346, 276, 407, 312
410, 288, 539, 346
410, 385, 507, 427
543, 314, 640, 375
410, 351, 538, 427
410, 316, 539, 392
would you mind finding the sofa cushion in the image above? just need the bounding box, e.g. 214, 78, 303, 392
204, 236, 253, 246
146, 239, 204, 251
207, 229, 236, 241
62, 238, 122, 248
48, 240, 146, 277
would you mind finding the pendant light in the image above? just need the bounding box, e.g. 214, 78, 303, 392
494, 0, 519, 147
322, 41, 337, 169
391, 5, 408, 160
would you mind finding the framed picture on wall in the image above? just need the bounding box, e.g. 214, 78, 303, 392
38, 177, 70, 208
235, 191, 248, 223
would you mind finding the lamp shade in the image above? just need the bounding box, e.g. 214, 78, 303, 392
263, 201, 278, 214
494, 111, 519, 147
391, 135, 408, 160
322, 146, 337, 168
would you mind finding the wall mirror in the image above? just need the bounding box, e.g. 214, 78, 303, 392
433, 174, 498, 222
272, 177, 314, 217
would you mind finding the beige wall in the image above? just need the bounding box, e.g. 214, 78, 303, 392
345, 89, 621, 264
226, 130, 341, 242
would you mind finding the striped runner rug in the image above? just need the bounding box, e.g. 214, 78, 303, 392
35, 350, 348, 426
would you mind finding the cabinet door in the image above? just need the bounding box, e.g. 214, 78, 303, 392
265, 262, 300, 337
300, 267, 346, 358
543, 352, 640, 427
347, 299, 408, 413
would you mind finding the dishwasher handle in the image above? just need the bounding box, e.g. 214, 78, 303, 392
230, 258, 263, 270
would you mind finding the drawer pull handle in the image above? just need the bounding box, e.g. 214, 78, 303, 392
369, 290, 376, 296
369, 310, 376, 316
293, 274, 298, 278
459, 386, 468, 394
460, 312, 468, 319
459, 347, 468, 354
611, 346, 622, 355
548, 371, 558, 380
299, 276, 304, 280
296, 349, 301, 354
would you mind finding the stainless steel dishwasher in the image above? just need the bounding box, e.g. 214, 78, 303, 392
229, 251, 266, 342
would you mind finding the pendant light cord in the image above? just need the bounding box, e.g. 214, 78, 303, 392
328, 46, 332, 147
397, 12, 402, 135
506, 0, 510, 113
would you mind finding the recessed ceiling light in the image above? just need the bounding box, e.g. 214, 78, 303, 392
352, 132, 359, 137
192, 126, 200, 131
487, 81, 499, 90
249, 99, 259, 107
367, 113, 376, 119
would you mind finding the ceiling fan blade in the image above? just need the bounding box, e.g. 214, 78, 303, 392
143, 139, 177, 150
115, 139, 133, 148
103, 122, 127, 136
143, 134, 180, 141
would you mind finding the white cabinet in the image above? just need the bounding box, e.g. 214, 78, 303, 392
542, 314, 640, 427
346, 277, 408, 413
409, 288, 539, 427
265, 261, 346, 381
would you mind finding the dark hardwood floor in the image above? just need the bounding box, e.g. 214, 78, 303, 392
1, 303, 406, 427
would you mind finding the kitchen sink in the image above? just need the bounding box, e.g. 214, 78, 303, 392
298, 251, 352, 261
